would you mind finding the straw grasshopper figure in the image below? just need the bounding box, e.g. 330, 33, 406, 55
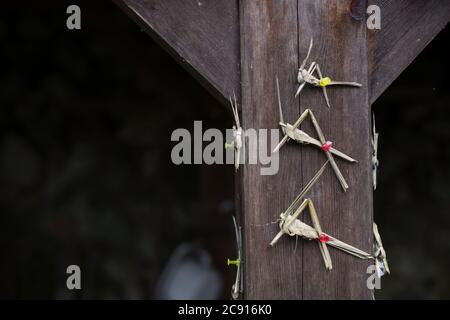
271, 207, 390, 273
373, 222, 390, 277
295, 38, 362, 108
372, 113, 379, 190
273, 78, 356, 191
225, 94, 243, 170
270, 200, 374, 270
227, 215, 243, 300
269, 161, 390, 272
269, 161, 333, 269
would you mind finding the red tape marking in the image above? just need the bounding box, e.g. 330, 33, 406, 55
321, 141, 333, 152
319, 234, 331, 243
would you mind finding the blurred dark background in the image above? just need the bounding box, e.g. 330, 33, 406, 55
0, 1, 448, 299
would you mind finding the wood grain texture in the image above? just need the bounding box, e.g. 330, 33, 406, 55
239, 0, 303, 299
297, 0, 372, 299
240, 0, 372, 299
369, 0, 450, 104
113, 0, 240, 105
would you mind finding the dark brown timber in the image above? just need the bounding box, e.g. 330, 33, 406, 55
240, 0, 372, 299
297, 0, 372, 299
114, 0, 449, 106
369, 0, 450, 104
239, 0, 303, 299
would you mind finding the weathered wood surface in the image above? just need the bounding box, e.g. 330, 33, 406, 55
297, 1, 372, 299
239, 0, 303, 299
369, 0, 450, 103
240, 0, 372, 299
113, 0, 240, 105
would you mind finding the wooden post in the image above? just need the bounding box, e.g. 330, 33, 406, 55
239, 0, 373, 299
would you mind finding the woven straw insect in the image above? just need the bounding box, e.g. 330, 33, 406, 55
225, 94, 243, 170
296, 38, 362, 108
274, 78, 356, 192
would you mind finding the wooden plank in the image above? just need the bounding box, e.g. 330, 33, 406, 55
297, 0, 372, 299
240, 0, 373, 299
369, 0, 450, 104
239, 0, 303, 299
113, 0, 240, 105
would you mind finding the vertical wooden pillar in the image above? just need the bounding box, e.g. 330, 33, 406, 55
239, 0, 373, 299
297, 1, 373, 299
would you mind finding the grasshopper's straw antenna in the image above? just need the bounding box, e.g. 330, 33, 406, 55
276, 76, 284, 126
285, 160, 329, 216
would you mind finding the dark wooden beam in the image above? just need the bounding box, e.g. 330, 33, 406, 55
297, 1, 373, 299
240, 0, 372, 299
113, 0, 240, 105
369, 0, 450, 104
